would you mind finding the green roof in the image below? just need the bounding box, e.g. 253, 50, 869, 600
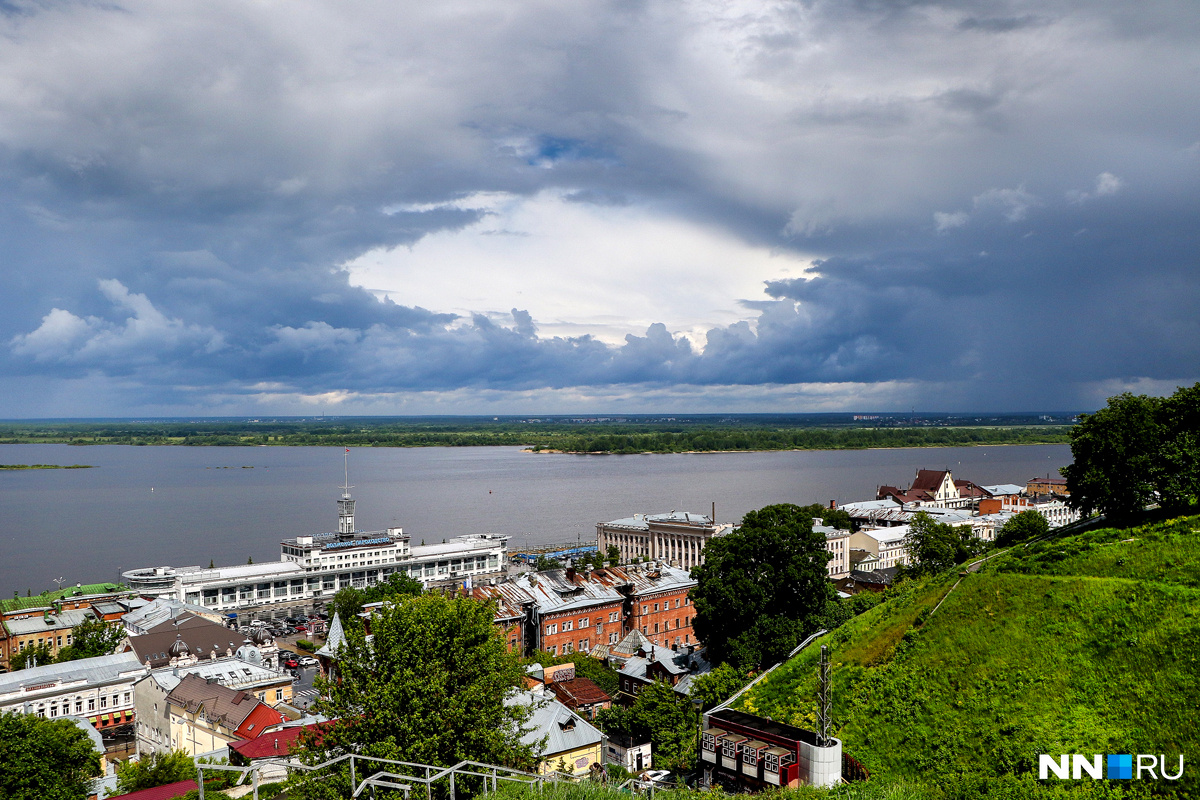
0, 583, 129, 613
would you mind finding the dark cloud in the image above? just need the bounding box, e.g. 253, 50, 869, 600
0, 0, 1197, 414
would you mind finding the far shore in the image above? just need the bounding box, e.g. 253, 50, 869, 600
0, 463, 94, 470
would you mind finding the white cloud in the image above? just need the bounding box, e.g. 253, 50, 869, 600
10, 279, 225, 364
933, 210, 969, 232
972, 186, 1039, 222
345, 190, 817, 348
1067, 171, 1124, 203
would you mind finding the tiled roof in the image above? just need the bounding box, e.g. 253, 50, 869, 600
228, 721, 330, 760
235, 702, 288, 739
106, 779, 199, 800
550, 677, 611, 708
910, 469, 951, 493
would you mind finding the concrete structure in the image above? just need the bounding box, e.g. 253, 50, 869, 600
509, 689, 605, 776
596, 512, 732, 570
701, 708, 840, 789
134, 655, 292, 756
126, 614, 279, 671
122, 486, 508, 610
474, 563, 697, 657
0, 652, 143, 731
606, 733, 653, 771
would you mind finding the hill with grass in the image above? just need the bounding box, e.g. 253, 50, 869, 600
733, 514, 1200, 799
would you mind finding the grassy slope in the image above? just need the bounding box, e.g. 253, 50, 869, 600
735, 515, 1200, 798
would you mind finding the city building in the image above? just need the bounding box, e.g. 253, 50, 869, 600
474, 563, 697, 657
596, 511, 732, 569
977, 494, 1080, 528
0, 607, 96, 670
877, 469, 989, 510
126, 614, 279, 670
1026, 476, 1069, 496
0, 651, 143, 732
848, 527, 911, 571
617, 643, 711, 701
817, 522, 851, 578
157, 673, 286, 756
134, 653, 292, 756
606, 733, 653, 771
122, 483, 508, 611
508, 689, 605, 777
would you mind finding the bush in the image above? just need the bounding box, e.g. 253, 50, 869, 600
296, 639, 316, 652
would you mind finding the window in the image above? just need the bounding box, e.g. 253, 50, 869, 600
100, 696, 108, 709
675, 598, 680, 608
547, 645, 558, 655
562, 620, 573, 632
563, 641, 573, 654
546, 623, 558, 635
75, 700, 82, 713
578, 617, 589, 628
641, 605, 647, 615
579, 639, 589, 652
610, 632, 619, 644
88, 699, 95, 711
654, 623, 659, 633
124, 692, 130, 704
674, 618, 679, 629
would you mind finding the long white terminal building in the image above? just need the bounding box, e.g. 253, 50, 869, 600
122, 483, 508, 610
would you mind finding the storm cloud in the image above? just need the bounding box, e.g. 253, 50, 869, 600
1, 0, 1198, 415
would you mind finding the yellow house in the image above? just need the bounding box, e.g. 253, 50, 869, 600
509, 689, 604, 777
164, 673, 286, 756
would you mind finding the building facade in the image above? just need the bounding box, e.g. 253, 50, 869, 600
1, 607, 95, 670
122, 488, 508, 611
596, 512, 732, 570
0, 652, 143, 732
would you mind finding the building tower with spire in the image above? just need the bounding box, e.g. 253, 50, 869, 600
338, 447, 356, 534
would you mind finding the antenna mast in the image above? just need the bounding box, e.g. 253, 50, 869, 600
338, 447, 356, 534
817, 644, 832, 747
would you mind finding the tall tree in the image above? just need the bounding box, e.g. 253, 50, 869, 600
290, 593, 536, 798
1061, 392, 1162, 521
1154, 382, 1200, 511
690, 504, 834, 669
596, 680, 698, 773
0, 711, 101, 800
995, 509, 1050, 547
9, 642, 55, 671
113, 750, 196, 794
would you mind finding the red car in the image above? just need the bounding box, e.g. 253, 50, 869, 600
284, 658, 299, 669
294, 625, 309, 633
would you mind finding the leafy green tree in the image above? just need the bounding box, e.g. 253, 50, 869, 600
688, 663, 750, 711
290, 593, 536, 798
0, 711, 101, 800
1061, 392, 1162, 521
606, 544, 621, 564
328, 587, 366, 629
902, 512, 983, 577
691, 504, 835, 669
10, 642, 55, 671
995, 509, 1050, 547
114, 750, 196, 794
56, 617, 124, 662
1155, 382, 1200, 511
534, 555, 563, 571
596, 681, 697, 773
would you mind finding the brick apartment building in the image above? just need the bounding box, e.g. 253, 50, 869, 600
474, 562, 696, 658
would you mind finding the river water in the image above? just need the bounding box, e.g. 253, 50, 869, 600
0, 443, 1071, 595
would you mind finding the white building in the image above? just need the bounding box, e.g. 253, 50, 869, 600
123, 485, 508, 611
816, 522, 851, 578
0, 652, 144, 732
997, 495, 1080, 528
849, 527, 912, 571
596, 511, 733, 570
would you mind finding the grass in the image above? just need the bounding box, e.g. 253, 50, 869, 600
732, 514, 1200, 798
0, 463, 93, 469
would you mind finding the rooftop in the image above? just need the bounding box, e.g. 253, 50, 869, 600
0, 583, 128, 613
0, 652, 144, 699
3, 608, 95, 636
508, 690, 603, 756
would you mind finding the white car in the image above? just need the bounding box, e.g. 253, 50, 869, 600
298, 656, 318, 667
639, 770, 671, 786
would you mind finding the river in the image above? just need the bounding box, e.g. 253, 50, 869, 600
0, 443, 1071, 595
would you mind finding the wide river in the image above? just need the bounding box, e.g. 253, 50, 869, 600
0, 443, 1071, 595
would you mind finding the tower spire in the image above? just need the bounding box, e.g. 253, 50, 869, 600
338, 447, 356, 534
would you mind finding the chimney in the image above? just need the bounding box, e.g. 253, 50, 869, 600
830, 500, 837, 509
566, 567, 576, 581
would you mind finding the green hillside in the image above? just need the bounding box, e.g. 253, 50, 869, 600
734, 514, 1200, 799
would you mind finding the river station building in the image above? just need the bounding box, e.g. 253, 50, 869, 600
122, 482, 508, 611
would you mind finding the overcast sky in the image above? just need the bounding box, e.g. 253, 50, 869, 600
1, 0, 1197, 417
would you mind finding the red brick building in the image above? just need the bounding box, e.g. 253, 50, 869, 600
474, 562, 697, 657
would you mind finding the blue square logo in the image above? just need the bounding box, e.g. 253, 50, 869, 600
1107, 754, 1132, 779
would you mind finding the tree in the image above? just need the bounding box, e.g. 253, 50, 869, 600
534, 555, 563, 571
1061, 392, 1162, 521
289, 593, 536, 798
56, 617, 124, 663
1154, 382, 1200, 511
995, 509, 1050, 547
328, 587, 366, 629
113, 750, 196, 794
690, 504, 835, 669
902, 512, 983, 577
596, 681, 697, 773
0, 711, 101, 800
688, 663, 750, 711
606, 544, 621, 564
9, 642, 54, 671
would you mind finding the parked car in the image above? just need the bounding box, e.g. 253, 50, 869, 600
284, 657, 299, 669
299, 656, 318, 667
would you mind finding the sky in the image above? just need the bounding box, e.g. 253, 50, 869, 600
1, 0, 1198, 417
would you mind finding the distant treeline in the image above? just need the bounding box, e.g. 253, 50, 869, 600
0, 418, 1071, 452
532, 427, 1070, 453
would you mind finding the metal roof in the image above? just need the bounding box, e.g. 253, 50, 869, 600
0, 652, 144, 700
508, 690, 603, 757
3, 608, 95, 636
147, 656, 288, 694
